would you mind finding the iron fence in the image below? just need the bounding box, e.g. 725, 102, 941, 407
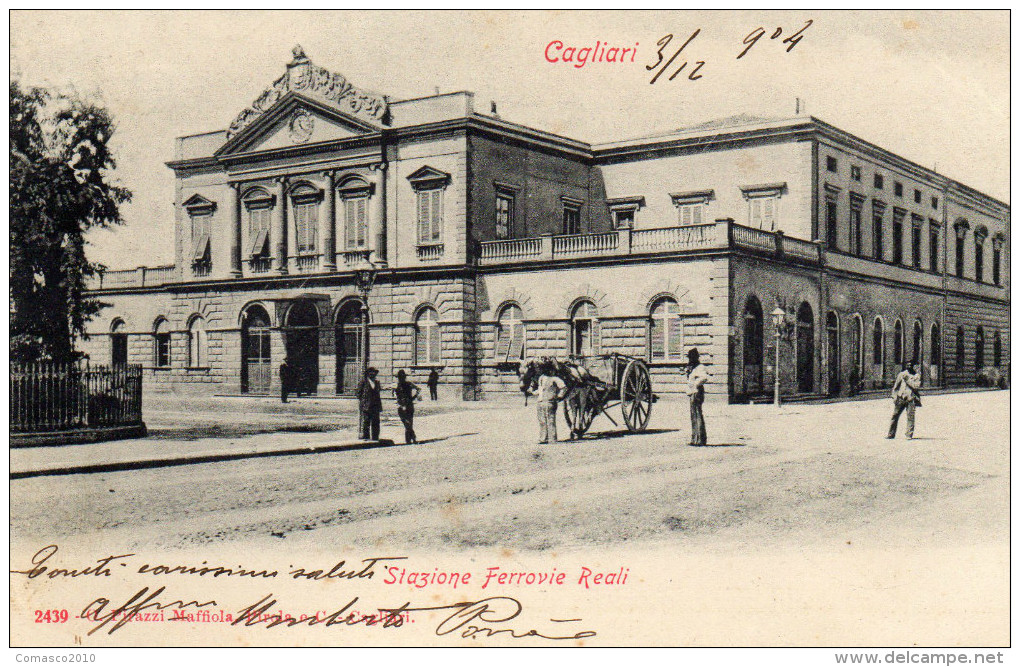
10, 361, 143, 433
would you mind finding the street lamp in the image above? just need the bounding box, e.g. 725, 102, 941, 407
354, 262, 378, 380
771, 307, 785, 407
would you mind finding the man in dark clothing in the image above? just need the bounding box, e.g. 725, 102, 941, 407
888, 360, 922, 439
280, 360, 291, 404
394, 369, 421, 444
426, 368, 439, 401
357, 367, 383, 440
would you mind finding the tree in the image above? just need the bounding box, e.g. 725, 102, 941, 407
10, 81, 131, 362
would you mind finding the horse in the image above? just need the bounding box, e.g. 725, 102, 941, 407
517, 356, 599, 439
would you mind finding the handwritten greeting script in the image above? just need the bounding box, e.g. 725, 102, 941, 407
11, 545, 599, 643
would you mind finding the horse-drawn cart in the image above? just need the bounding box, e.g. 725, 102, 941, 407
521, 353, 655, 437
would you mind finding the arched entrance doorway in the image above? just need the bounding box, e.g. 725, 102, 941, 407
826, 311, 841, 396
797, 302, 814, 393
285, 300, 320, 395
742, 296, 764, 395
241, 305, 272, 395
335, 299, 366, 395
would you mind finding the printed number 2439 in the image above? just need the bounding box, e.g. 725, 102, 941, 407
35, 609, 69, 623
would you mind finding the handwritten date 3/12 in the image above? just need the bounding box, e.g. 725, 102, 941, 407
646, 20, 813, 84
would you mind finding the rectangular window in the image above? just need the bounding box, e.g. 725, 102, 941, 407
850, 165, 861, 181
894, 182, 903, 197
495, 193, 514, 240
826, 156, 838, 172
872, 208, 884, 260
825, 201, 838, 248
932, 196, 939, 210
417, 189, 444, 244
191, 212, 211, 261
562, 202, 582, 234
614, 209, 635, 228
993, 246, 1001, 285
849, 207, 862, 255
914, 189, 922, 204
294, 201, 317, 254
975, 243, 984, 282
874, 174, 884, 189
929, 222, 940, 273
748, 197, 776, 231
247, 207, 271, 256
343, 197, 368, 249
892, 211, 904, 264
679, 202, 705, 226
911, 217, 922, 268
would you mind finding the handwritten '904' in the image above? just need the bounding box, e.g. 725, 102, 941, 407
646, 20, 813, 84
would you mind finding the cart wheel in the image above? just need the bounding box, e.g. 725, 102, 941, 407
620, 359, 653, 431
564, 386, 597, 436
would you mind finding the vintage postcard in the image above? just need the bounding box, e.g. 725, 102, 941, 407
8, 10, 1010, 653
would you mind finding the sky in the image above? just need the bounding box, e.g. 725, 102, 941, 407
10, 10, 1010, 269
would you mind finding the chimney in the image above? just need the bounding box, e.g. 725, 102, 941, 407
490, 101, 498, 116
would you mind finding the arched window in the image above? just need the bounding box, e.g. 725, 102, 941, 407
956, 326, 965, 370
930, 323, 941, 385
187, 316, 207, 368
111, 319, 128, 366
495, 304, 526, 362
893, 319, 904, 367
243, 188, 273, 261
744, 296, 765, 394
974, 226, 988, 283
290, 183, 320, 255
153, 318, 171, 368
975, 326, 985, 370
994, 331, 1002, 367
851, 314, 864, 375
796, 302, 815, 394
241, 305, 272, 394
872, 318, 884, 366
415, 307, 441, 365
912, 320, 923, 366
570, 300, 599, 356
649, 297, 683, 361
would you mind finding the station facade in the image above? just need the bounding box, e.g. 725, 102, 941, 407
82, 49, 1010, 402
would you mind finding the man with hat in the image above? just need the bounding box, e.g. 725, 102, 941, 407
393, 369, 421, 444
888, 359, 922, 439
685, 348, 709, 446
357, 367, 383, 440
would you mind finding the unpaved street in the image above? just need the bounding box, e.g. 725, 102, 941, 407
11, 391, 1008, 555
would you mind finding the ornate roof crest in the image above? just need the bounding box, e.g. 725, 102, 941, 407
226, 48, 388, 140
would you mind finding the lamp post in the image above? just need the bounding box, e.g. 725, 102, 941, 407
354, 263, 377, 380
771, 307, 785, 407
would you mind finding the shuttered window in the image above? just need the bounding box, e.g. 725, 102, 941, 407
495, 304, 525, 362
415, 307, 441, 365
417, 189, 443, 244
344, 197, 368, 250
650, 297, 683, 361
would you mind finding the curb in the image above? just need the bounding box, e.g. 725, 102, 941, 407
10, 438, 399, 480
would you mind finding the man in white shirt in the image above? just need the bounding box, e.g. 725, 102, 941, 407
531, 360, 567, 444
686, 348, 709, 446
888, 360, 922, 439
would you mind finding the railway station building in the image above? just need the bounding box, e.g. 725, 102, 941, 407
81, 48, 1010, 402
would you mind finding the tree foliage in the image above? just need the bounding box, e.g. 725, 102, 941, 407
10, 81, 131, 362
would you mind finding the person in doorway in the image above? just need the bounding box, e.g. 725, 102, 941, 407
427, 368, 440, 401
279, 360, 291, 404
529, 360, 566, 444
394, 369, 421, 444
685, 348, 709, 446
357, 367, 383, 440
888, 360, 922, 439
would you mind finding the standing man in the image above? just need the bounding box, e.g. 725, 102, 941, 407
888, 360, 922, 439
394, 369, 421, 444
427, 368, 440, 401
529, 360, 566, 444
358, 367, 383, 440
279, 359, 291, 404
685, 348, 709, 446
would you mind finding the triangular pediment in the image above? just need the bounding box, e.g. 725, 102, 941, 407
220, 97, 379, 155
182, 194, 217, 211
216, 46, 389, 157
407, 165, 452, 188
